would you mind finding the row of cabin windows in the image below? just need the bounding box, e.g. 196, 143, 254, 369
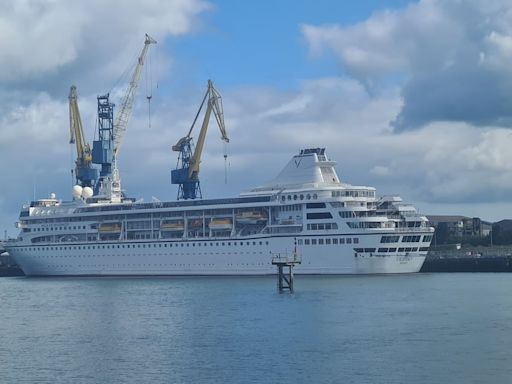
297, 237, 359, 246
281, 194, 318, 202
307, 223, 338, 230
381, 235, 432, 243
355, 247, 428, 253
23, 225, 88, 233
402, 235, 421, 242
347, 222, 383, 229
331, 190, 375, 198
18, 240, 270, 252
279, 204, 301, 212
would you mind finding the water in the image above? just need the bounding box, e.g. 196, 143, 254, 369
1, 273, 512, 384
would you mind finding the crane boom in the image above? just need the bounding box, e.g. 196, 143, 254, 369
69, 85, 97, 187
113, 33, 156, 158
171, 80, 229, 200
188, 80, 229, 179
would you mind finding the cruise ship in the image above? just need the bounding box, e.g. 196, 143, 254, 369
6, 148, 434, 276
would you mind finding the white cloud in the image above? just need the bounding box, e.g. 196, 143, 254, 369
302, 0, 512, 130
0, 0, 209, 88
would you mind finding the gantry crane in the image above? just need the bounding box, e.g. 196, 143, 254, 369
69, 85, 98, 188
92, 33, 156, 201
171, 79, 229, 200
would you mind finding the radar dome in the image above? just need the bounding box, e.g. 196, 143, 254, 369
72, 185, 83, 199
49, 192, 56, 200
82, 187, 93, 199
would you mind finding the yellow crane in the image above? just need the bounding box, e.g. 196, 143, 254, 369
171, 79, 229, 199
69, 85, 97, 187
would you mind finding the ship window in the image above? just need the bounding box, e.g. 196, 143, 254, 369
339, 238, 345, 244
354, 248, 363, 253
287, 195, 291, 200
381, 235, 400, 243
313, 194, 318, 199
333, 238, 338, 244
389, 248, 397, 252
354, 238, 359, 244
422, 235, 433, 242
319, 239, 324, 245
307, 212, 332, 220
298, 239, 303, 245
311, 239, 317, 245
306, 203, 326, 209
325, 239, 331, 245
346, 238, 352, 244
364, 248, 375, 253
398, 248, 405, 252
419, 247, 429, 252
300, 194, 304, 200
378, 248, 388, 253
306, 194, 311, 200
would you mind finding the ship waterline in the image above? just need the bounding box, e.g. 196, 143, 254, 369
6, 148, 434, 276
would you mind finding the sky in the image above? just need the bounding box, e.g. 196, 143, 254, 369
2, 0, 512, 235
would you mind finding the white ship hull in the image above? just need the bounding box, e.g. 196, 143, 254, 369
8, 233, 427, 276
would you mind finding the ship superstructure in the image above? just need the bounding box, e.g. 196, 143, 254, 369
6, 148, 434, 276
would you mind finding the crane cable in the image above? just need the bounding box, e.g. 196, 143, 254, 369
145, 47, 153, 129
223, 141, 229, 185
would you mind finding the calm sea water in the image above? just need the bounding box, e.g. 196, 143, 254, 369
1, 273, 512, 384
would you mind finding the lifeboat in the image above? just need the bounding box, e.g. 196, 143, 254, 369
98, 223, 122, 233
209, 218, 233, 230
160, 220, 185, 231
236, 211, 267, 224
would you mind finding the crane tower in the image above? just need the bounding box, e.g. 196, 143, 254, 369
91, 34, 156, 201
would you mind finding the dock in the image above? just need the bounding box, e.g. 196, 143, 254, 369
271, 251, 301, 293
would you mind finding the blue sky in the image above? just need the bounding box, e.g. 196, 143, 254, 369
168, 0, 416, 90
